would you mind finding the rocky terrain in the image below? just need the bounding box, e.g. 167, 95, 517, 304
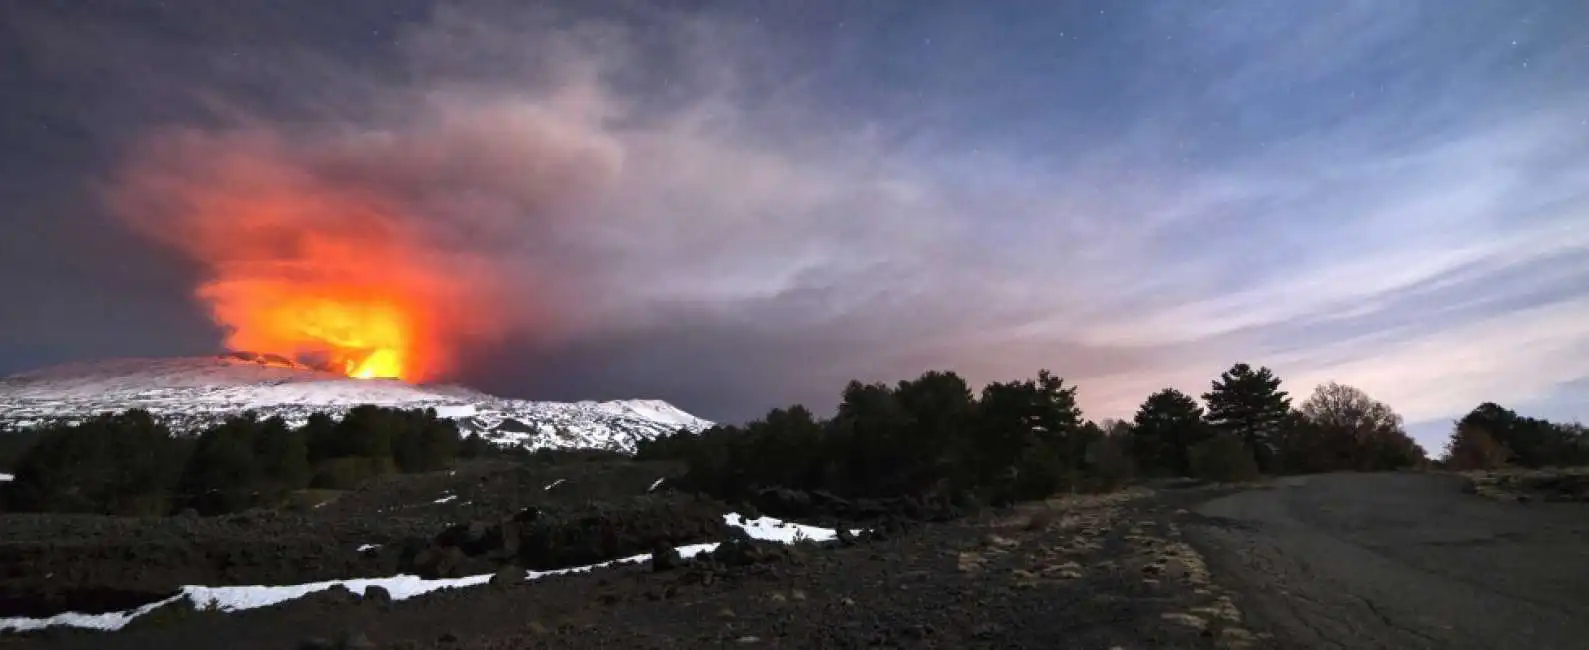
0, 456, 1265, 649
0, 356, 712, 452
9, 454, 1589, 649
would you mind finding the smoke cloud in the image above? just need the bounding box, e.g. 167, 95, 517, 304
108, 85, 627, 378
4, 0, 1586, 446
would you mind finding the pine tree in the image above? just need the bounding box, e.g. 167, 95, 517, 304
177, 416, 265, 514
1202, 363, 1291, 473
1131, 388, 1211, 477
254, 416, 310, 491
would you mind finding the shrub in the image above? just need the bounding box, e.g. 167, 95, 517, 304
1189, 434, 1260, 482
1086, 433, 1136, 491
1445, 423, 1509, 471
311, 456, 397, 490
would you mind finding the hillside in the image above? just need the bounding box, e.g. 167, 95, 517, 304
0, 355, 712, 452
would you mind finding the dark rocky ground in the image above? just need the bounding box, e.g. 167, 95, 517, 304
8, 464, 1587, 649
0, 458, 696, 617
0, 458, 1263, 649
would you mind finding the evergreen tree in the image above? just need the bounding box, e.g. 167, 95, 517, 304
830, 380, 911, 495
334, 405, 395, 460
975, 371, 1084, 500
253, 416, 310, 491
6, 410, 189, 515
893, 371, 976, 493
177, 415, 265, 514
302, 412, 339, 464
1130, 388, 1211, 477
1202, 363, 1291, 473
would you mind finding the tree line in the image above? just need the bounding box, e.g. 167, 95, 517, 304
1, 361, 1582, 517
1444, 402, 1589, 470
0, 406, 496, 516
640, 362, 1585, 507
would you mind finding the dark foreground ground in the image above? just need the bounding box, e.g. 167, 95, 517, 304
5, 468, 1587, 649
1, 464, 1254, 650
1186, 472, 1589, 650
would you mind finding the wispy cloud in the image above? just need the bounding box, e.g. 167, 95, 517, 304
2, 0, 1586, 452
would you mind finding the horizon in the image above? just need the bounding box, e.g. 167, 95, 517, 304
2, 1, 1586, 455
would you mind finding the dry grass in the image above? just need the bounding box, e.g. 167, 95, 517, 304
1458, 466, 1589, 502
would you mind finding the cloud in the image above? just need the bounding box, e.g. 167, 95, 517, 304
3, 0, 1587, 440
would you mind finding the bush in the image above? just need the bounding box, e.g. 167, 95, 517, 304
1085, 433, 1136, 491
1445, 423, 1509, 471
310, 456, 397, 490
1189, 434, 1260, 482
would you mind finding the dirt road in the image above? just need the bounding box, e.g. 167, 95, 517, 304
1187, 473, 1589, 649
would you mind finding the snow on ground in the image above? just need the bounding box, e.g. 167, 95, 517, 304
727, 513, 862, 543
433, 495, 457, 504
0, 514, 864, 634
543, 478, 566, 491
0, 473, 12, 483
648, 477, 666, 492
356, 544, 380, 553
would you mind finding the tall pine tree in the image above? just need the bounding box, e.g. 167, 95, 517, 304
1202, 363, 1290, 473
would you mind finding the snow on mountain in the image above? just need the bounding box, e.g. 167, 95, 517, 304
0, 356, 714, 452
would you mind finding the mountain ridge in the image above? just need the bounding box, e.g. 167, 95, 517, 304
0, 355, 714, 452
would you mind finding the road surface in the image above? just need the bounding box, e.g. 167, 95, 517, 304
1187, 473, 1589, 649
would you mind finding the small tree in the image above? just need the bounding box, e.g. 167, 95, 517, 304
1085, 432, 1136, 490
1131, 388, 1212, 477
1203, 363, 1291, 473
1189, 434, 1260, 482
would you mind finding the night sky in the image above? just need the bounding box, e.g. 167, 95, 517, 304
3, 1, 1587, 451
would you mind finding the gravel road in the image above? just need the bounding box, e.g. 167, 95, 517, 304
1187, 472, 1589, 650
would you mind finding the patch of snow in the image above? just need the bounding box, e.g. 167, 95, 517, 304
431, 404, 477, 418
0, 473, 12, 483
647, 477, 666, 492
356, 544, 380, 553
0, 513, 856, 634
543, 478, 566, 491
725, 513, 864, 544
433, 495, 457, 504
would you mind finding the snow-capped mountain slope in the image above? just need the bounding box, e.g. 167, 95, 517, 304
0, 356, 713, 452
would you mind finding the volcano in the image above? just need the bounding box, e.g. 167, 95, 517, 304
0, 355, 713, 452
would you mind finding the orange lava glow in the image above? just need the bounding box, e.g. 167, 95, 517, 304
112, 129, 512, 382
